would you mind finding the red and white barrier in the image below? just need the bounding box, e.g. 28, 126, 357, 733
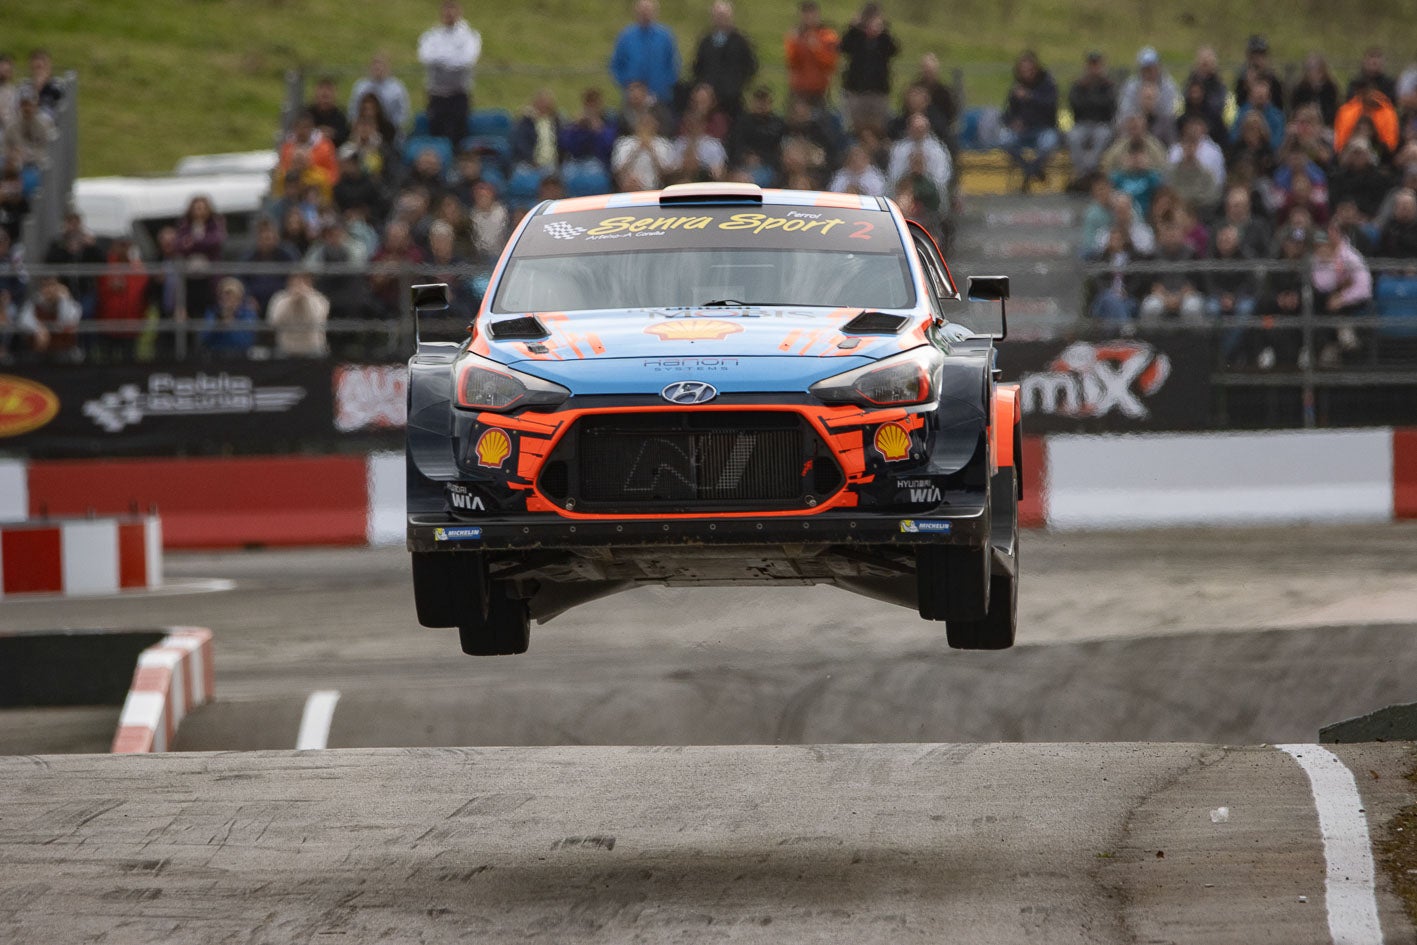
0, 515, 162, 598
0, 458, 25, 521
1028, 427, 1416, 529
112, 627, 214, 753
5, 430, 1416, 548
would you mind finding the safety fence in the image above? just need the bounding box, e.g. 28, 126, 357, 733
3, 256, 1417, 451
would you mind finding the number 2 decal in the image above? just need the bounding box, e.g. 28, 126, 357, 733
849, 221, 875, 240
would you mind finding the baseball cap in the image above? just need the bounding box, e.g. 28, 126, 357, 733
1246, 34, 1269, 54
1137, 46, 1159, 67
1086, 50, 1103, 62
1284, 226, 1308, 244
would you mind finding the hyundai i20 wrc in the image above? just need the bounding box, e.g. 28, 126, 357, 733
407, 183, 1021, 656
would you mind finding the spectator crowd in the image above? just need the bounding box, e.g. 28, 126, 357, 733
8, 0, 1417, 371
1068, 39, 1417, 368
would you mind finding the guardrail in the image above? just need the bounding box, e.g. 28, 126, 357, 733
2, 258, 491, 361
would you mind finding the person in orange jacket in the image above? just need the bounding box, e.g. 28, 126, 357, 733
784, 1, 839, 108
279, 112, 340, 189
1334, 79, 1399, 157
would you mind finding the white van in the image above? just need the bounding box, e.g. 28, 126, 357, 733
73, 171, 272, 257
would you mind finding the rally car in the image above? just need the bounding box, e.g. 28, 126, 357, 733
407, 183, 1020, 656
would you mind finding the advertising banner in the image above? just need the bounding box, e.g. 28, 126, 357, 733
999, 333, 1215, 433
2, 336, 1216, 456
0, 362, 397, 458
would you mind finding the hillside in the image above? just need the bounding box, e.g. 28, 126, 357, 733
13, 0, 1417, 176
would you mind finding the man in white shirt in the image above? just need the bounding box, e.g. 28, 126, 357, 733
829, 144, 886, 196
348, 53, 411, 135
611, 113, 675, 190
418, 1, 482, 148
1166, 114, 1225, 190
887, 114, 952, 195
673, 114, 728, 180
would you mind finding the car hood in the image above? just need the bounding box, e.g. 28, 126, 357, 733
473, 307, 923, 394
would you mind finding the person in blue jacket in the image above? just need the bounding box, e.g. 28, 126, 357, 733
610, 0, 681, 104
200, 277, 259, 358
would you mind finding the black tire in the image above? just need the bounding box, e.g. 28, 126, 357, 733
458, 583, 531, 656
945, 570, 1017, 649
947, 467, 1020, 649
916, 542, 990, 621
412, 551, 486, 628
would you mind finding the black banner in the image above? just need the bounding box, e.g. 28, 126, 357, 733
0, 362, 404, 458
1, 334, 1217, 456
998, 332, 1215, 433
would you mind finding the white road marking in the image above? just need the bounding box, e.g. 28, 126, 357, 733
1277, 745, 1384, 945
295, 690, 341, 750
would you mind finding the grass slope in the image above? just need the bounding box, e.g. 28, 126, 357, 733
11, 0, 1417, 176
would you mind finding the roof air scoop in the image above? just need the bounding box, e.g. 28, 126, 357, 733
659, 182, 763, 206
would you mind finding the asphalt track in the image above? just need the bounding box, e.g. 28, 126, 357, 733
3, 524, 1417, 942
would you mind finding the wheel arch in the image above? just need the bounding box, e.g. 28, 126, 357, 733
991, 383, 1021, 476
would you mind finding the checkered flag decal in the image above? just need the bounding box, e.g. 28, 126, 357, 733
543, 221, 587, 240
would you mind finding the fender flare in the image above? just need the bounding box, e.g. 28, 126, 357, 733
991, 383, 1022, 496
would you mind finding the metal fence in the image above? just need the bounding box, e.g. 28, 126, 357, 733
7, 256, 1417, 429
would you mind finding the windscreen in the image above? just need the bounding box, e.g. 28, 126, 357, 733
494, 205, 915, 312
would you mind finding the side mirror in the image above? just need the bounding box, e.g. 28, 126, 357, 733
966, 275, 1010, 340
411, 282, 450, 311
967, 275, 1010, 302
410, 283, 460, 346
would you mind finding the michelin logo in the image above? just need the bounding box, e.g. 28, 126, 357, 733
434, 526, 483, 541
899, 520, 952, 534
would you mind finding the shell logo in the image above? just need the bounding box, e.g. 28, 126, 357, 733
873, 422, 912, 462
0, 375, 60, 438
645, 319, 744, 341
475, 428, 513, 469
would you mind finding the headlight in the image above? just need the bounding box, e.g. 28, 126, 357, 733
810, 346, 944, 407
455, 354, 570, 411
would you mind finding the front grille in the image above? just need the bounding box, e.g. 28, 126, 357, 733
539, 411, 843, 513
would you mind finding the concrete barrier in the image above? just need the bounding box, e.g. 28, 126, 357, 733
0, 514, 162, 598
6, 429, 1415, 549
0, 628, 166, 707
112, 627, 215, 754
1043, 429, 1395, 530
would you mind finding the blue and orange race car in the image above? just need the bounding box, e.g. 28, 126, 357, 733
406, 183, 1021, 656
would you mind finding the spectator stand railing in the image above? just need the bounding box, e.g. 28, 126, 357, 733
1074, 254, 1417, 428
22, 71, 80, 263
9, 255, 1417, 429
1, 258, 492, 362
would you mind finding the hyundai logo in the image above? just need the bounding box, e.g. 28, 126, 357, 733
661, 381, 719, 404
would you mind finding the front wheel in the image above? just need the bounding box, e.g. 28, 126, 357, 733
458, 583, 531, 656
947, 466, 1019, 649
945, 570, 1017, 649
412, 551, 486, 628
915, 542, 990, 621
